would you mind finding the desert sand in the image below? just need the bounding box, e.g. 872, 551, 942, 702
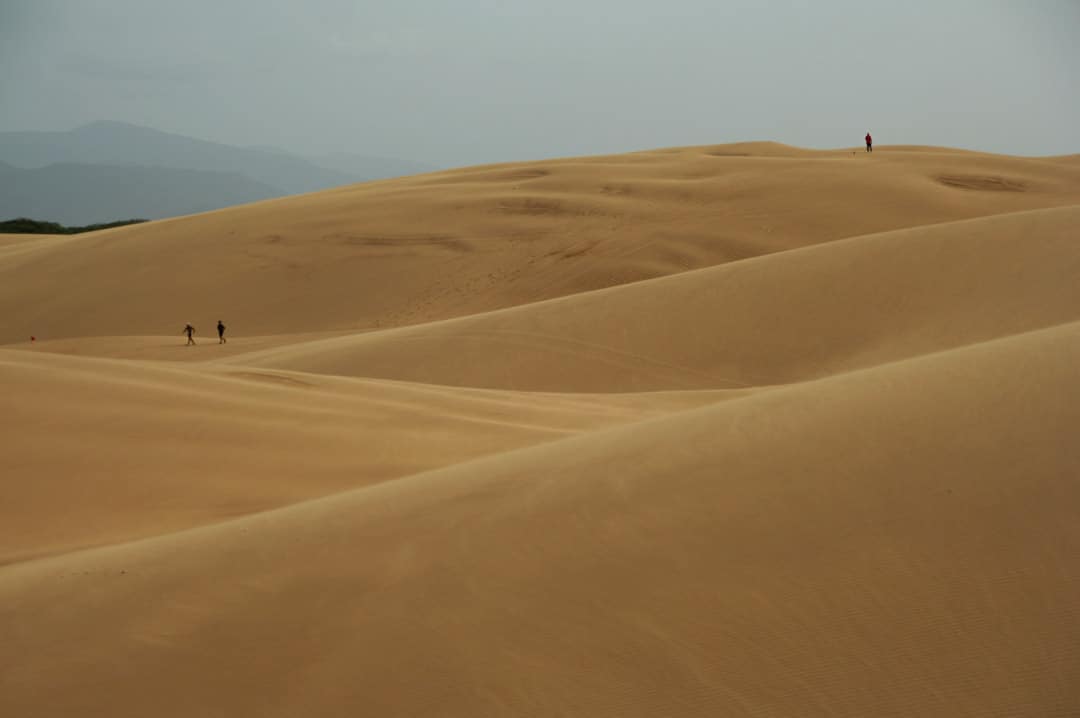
2, 143, 1079, 716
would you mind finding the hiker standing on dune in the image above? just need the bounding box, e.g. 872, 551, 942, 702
184, 323, 196, 345
217, 320, 227, 344
865, 132, 873, 152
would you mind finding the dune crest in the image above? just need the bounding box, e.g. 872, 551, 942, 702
2, 142, 1079, 345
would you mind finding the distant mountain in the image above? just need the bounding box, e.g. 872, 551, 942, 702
242, 144, 295, 156
0, 161, 281, 225
0, 121, 437, 224
0, 121, 356, 195
307, 152, 437, 179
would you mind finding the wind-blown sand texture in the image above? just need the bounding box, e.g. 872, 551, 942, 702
2, 143, 1079, 716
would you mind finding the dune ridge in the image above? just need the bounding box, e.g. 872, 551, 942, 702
220, 204, 1080, 390
2, 143, 1078, 345
4, 321, 1078, 716
2, 142, 1079, 716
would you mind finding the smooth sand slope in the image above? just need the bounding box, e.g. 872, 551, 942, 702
0, 350, 728, 565
2, 142, 1079, 716
228, 205, 1080, 391
1, 144, 1079, 345
4, 324, 1078, 717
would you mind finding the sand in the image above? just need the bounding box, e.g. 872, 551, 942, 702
1, 143, 1079, 716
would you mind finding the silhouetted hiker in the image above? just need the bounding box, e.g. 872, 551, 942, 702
184, 324, 196, 345
217, 320, 227, 344
865, 132, 873, 153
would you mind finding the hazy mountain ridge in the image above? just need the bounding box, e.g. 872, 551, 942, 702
0, 161, 283, 225
0, 121, 437, 224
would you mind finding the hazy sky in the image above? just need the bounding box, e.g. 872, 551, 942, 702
1, 0, 1077, 166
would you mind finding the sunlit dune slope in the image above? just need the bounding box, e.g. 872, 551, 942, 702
0, 232, 79, 260
0, 350, 728, 564
3, 322, 1077, 717
1, 143, 1078, 345
224, 205, 1080, 390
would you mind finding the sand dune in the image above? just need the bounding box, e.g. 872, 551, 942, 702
2, 144, 1078, 346
0, 349, 729, 564
3, 323, 1078, 716
2, 142, 1079, 716
221, 205, 1080, 391
0, 233, 81, 261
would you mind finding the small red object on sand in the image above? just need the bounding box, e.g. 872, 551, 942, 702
30, 336, 36, 343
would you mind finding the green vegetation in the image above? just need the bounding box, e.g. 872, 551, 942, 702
0, 217, 148, 235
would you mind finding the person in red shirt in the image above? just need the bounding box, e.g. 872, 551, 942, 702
865, 132, 873, 152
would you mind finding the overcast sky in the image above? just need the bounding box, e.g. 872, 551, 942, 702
1, 0, 1077, 166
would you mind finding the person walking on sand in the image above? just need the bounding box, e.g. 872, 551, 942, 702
184, 323, 196, 345
217, 320, 227, 344
865, 132, 873, 153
